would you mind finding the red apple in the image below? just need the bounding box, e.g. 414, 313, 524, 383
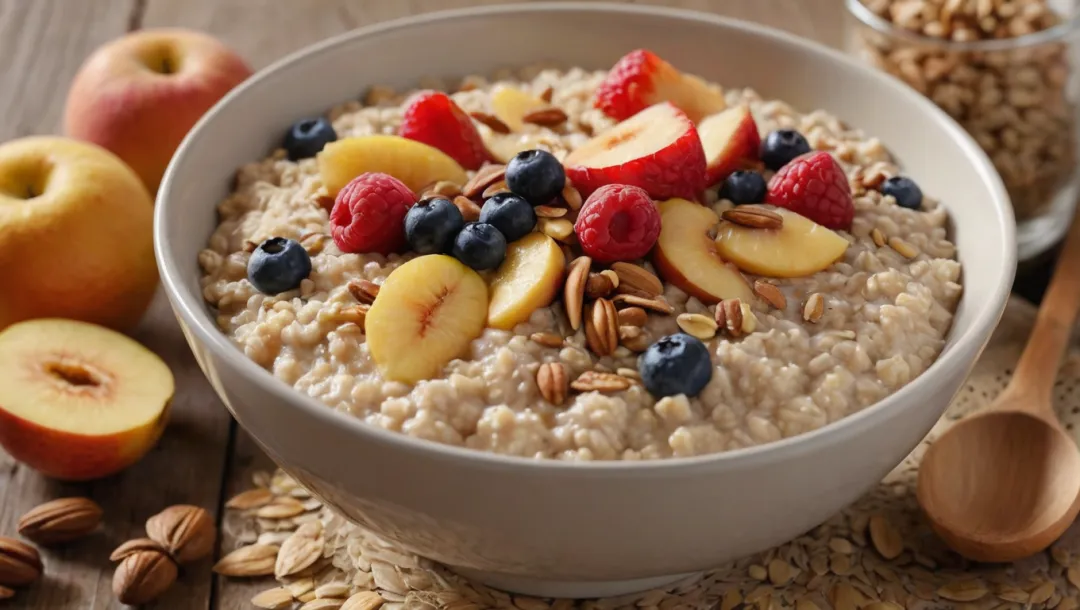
563, 102, 707, 200
593, 49, 728, 123
699, 105, 761, 186
63, 28, 252, 193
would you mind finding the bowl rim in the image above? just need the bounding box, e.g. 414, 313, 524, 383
155, 1, 1016, 475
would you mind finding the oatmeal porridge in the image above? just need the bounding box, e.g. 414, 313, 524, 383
198, 50, 962, 461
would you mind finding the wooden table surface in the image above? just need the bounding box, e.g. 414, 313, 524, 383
0, 1, 845, 608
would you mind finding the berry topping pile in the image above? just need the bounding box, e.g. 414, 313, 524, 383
241, 47, 937, 406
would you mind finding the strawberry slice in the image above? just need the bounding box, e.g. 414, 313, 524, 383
593, 49, 727, 123
765, 151, 854, 231
399, 91, 490, 170
564, 102, 707, 201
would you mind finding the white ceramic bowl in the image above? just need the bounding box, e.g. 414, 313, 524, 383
155, 2, 1015, 598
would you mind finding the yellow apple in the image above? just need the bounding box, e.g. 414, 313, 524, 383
652, 198, 754, 304
317, 135, 468, 197
0, 318, 174, 481
488, 233, 566, 330
63, 28, 252, 193
0, 136, 158, 331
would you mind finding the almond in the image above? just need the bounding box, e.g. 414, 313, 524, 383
612, 294, 674, 315
462, 164, 506, 198
452, 195, 481, 223
0, 537, 42, 587
561, 182, 583, 211
564, 256, 591, 330
347, 279, 380, 304
617, 307, 648, 327
225, 488, 275, 510
482, 179, 511, 199
722, 206, 784, 230
529, 332, 564, 348
611, 262, 663, 297
17, 497, 103, 546
469, 111, 510, 134
534, 204, 568, 218
677, 313, 719, 341
753, 281, 787, 311
146, 504, 217, 564
585, 272, 616, 300
537, 362, 568, 406
113, 549, 177, 605
522, 106, 569, 127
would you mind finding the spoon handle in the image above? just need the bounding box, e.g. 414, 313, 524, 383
1007, 210, 1080, 413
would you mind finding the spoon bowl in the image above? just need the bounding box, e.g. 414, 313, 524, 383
918, 409, 1080, 563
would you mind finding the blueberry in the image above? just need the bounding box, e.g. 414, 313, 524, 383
638, 333, 713, 399
405, 198, 465, 255
479, 193, 537, 243
761, 129, 811, 171
247, 237, 312, 295
505, 149, 566, 206
452, 223, 507, 270
881, 176, 924, 210
719, 170, 767, 204
283, 117, 338, 161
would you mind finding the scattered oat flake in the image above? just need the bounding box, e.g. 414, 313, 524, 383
1069, 566, 1080, 589
275, 522, 324, 579
227, 488, 275, 510
252, 587, 295, 609
748, 564, 767, 580
828, 537, 854, 554
316, 582, 350, 599
1029, 580, 1055, 604
301, 598, 345, 610
768, 559, 794, 585
213, 544, 279, 577
257, 497, 306, 519
341, 591, 385, 610
937, 579, 988, 602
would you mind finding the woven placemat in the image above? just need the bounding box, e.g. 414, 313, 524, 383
219, 297, 1080, 610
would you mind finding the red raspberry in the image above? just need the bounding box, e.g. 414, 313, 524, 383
399, 90, 490, 170
574, 184, 661, 263
765, 151, 854, 230
330, 173, 415, 254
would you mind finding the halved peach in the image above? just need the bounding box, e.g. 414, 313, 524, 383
317, 135, 467, 196
0, 319, 174, 481
488, 233, 566, 331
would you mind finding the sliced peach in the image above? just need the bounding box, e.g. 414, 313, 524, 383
699, 105, 760, 186
317, 135, 467, 197
488, 233, 566, 331
652, 198, 753, 304
490, 85, 548, 132
714, 205, 850, 278
0, 318, 174, 481
366, 255, 488, 384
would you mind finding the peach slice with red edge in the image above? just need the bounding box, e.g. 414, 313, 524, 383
487, 233, 566, 331
317, 135, 467, 197
652, 198, 754, 304
563, 102, 707, 200
0, 318, 174, 481
365, 255, 488, 384
699, 105, 761, 186
713, 205, 850, 278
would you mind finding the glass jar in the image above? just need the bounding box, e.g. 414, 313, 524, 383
845, 0, 1080, 261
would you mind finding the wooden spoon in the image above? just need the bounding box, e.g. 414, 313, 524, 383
917, 215, 1080, 563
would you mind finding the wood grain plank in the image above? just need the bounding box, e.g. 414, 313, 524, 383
0, 0, 136, 141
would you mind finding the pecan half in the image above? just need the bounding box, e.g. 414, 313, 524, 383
585, 298, 618, 356
537, 362, 569, 406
